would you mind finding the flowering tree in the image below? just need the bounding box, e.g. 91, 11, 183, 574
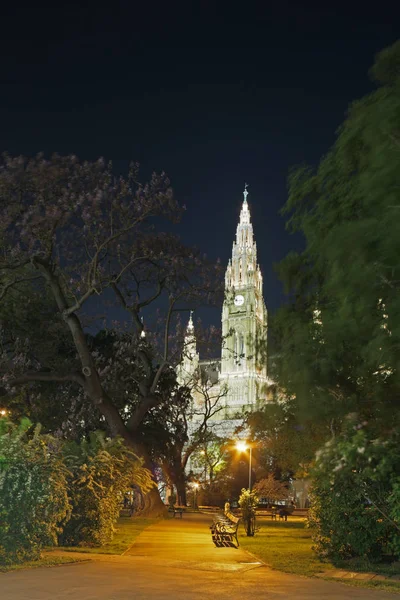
0, 154, 222, 515
253, 474, 289, 503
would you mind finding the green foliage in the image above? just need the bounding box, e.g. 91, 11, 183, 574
198, 479, 232, 507
0, 418, 70, 564
369, 39, 400, 84
238, 488, 259, 515
273, 40, 400, 563
274, 39, 400, 432
60, 432, 153, 547
247, 395, 328, 476
388, 481, 400, 557
309, 418, 400, 561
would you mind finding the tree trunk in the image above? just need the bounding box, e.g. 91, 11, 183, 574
34, 262, 168, 517
176, 476, 187, 507
138, 485, 168, 518
126, 439, 167, 517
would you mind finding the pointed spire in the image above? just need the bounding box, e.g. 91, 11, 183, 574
243, 182, 248, 203
225, 185, 261, 290
187, 310, 194, 331
239, 183, 251, 226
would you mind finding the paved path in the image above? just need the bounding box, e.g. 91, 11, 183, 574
2, 513, 398, 599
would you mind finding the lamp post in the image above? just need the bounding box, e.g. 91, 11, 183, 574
235, 440, 252, 490
193, 482, 199, 509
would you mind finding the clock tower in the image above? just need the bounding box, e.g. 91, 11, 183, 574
220, 185, 268, 416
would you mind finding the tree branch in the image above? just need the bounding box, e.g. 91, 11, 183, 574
0, 275, 43, 301
11, 370, 85, 386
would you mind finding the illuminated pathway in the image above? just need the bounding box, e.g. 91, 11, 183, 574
1, 514, 398, 599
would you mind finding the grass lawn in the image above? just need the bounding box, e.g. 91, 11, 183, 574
56, 516, 158, 555
239, 516, 400, 594
0, 555, 85, 573
239, 516, 329, 577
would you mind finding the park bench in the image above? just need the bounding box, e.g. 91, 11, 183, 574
168, 506, 184, 518
276, 505, 295, 521
210, 511, 241, 547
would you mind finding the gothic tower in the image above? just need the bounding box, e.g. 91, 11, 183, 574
220, 185, 268, 416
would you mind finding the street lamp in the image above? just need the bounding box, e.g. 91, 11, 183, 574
235, 440, 252, 491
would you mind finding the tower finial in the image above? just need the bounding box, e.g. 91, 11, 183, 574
188, 310, 194, 331
243, 183, 248, 203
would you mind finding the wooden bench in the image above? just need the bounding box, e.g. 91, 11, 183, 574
277, 506, 295, 521
168, 506, 183, 518
210, 512, 241, 547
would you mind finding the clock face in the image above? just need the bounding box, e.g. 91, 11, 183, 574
234, 294, 244, 307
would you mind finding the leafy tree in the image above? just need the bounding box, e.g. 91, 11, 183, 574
0, 154, 222, 515
198, 442, 255, 506
141, 357, 227, 505
140, 374, 192, 506
246, 390, 328, 477
192, 436, 228, 484
275, 40, 400, 433
274, 40, 400, 561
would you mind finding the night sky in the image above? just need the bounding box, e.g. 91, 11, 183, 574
1, 2, 399, 318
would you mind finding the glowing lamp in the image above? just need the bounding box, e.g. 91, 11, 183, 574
235, 440, 248, 452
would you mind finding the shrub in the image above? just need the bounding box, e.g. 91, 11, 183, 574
60, 432, 153, 547
198, 481, 230, 507
388, 481, 400, 557
0, 418, 70, 564
309, 417, 400, 561
238, 488, 258, 536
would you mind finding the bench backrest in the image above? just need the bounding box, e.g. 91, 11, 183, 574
226, 512, 240, 524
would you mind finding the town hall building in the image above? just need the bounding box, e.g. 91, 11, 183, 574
177, 186, 269, 433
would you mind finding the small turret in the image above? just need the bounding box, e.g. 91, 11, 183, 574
177, 311, 199, 385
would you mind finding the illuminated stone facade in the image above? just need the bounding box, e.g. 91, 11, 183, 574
220, 185, 268, 417
178, 186, 268, 432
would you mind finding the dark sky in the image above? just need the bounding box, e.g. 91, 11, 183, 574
1, 2, 399, 317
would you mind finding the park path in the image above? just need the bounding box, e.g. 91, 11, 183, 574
1, 512, 399, 600
123, 512, 262, 573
